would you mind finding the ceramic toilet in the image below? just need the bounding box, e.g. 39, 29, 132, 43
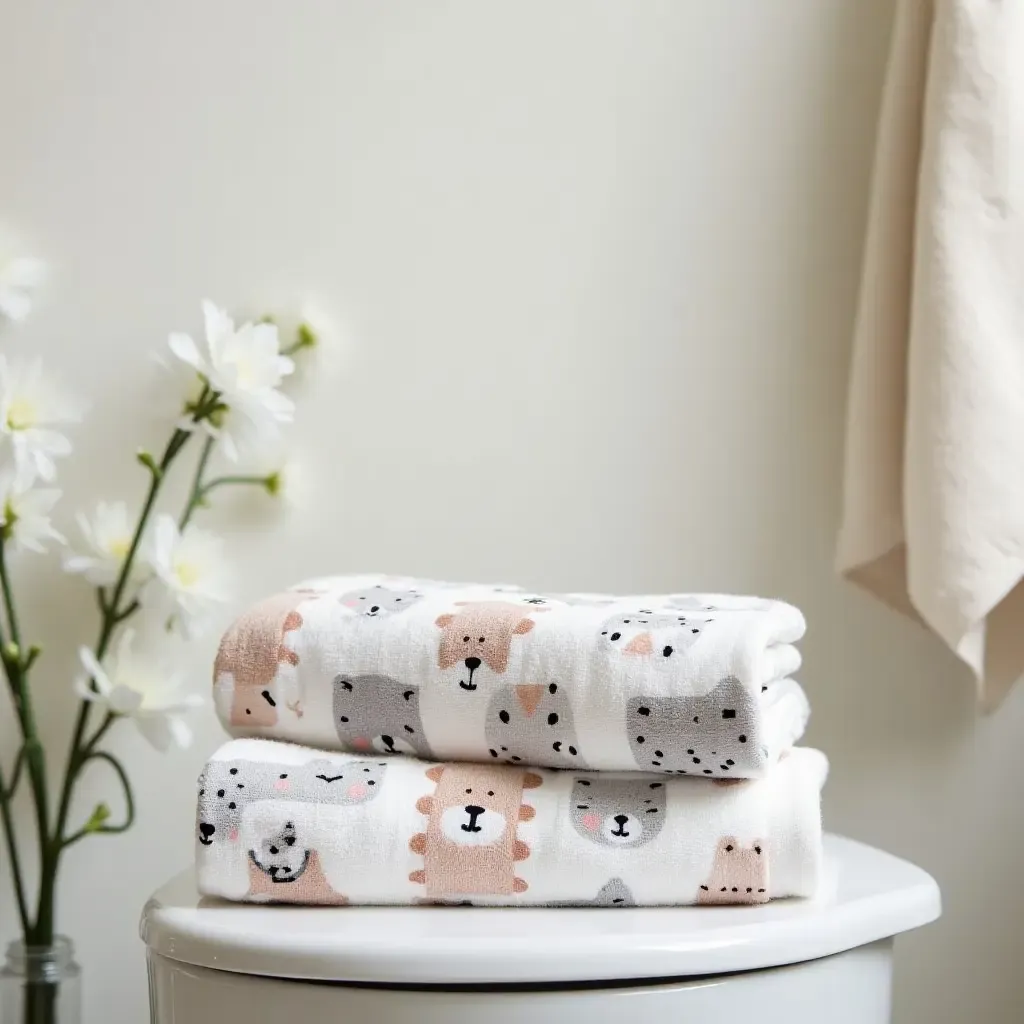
141, 833, 939, 1024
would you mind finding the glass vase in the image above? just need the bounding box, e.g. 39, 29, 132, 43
0, 937, 80, 1024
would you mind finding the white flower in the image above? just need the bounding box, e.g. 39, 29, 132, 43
75, 630, 203, 751
298, 301, 346, 375
264, 457, 309, 508
142, 514, 229, 637
0, 473, 63, 553
0, 357, 81, 485
239, 438, 310, 510
168, 300, 295, 461
0, 232, 45, 324
63, 501, 139, 585
261, 298, 346, 380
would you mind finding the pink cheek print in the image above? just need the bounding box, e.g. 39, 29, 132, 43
347, 783, 368, 800
274, 779, 290, 792
582, 814, 600, 831
229, 828, 239, 842
352, 737, 371, 750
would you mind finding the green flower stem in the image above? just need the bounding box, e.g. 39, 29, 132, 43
0, 536, 51, 943
197, 474, 275, 502
179, 434, 216, 530
48, 432, 186, 864
82, 710, 116, 756
1, 543, 23, 650
0, 383, 222, 947
1, 743, 25, 799
60, 751, 135, 849
0, 757, 29, 933
39, 387, 220, 941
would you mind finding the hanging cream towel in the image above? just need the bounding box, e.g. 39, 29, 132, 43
837, 0, 1024, 708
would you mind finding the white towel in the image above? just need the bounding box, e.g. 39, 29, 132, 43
837, 0, 1024, 708
195, 738, 827, 907
213, 575, 809, 778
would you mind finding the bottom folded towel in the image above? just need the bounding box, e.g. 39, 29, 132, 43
195, 739, 827, 907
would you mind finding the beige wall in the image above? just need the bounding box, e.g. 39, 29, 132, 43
0, 1, 1020, 1021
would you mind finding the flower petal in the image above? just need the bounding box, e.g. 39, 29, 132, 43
202, 300, 234, 352
63, 553, 98, 576
135, 713, 174, 753
168, 332, 203, 371
77, 646, 112, 697
166, 715, 194, 750
73, 673, 104, 702
108, 684, 144, 716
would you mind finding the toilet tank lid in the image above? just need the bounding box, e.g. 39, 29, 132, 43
139, 834, 940, 985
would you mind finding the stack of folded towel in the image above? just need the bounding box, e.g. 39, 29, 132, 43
196, 575, 826, 907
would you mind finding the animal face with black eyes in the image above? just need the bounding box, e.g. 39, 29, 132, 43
338, 584, 422, 617
435, 602, 545, 690
598, 610, 709, 659
332, 675, 432, 758
485, 682, 587, 769
626, 675, 762, 777
196, 758, 388, 846
248, 821, 310, 881
569, 776, 666, 847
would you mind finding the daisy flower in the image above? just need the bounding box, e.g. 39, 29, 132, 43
168, 300, 294, 461
63, 501, 140, 586
0, 356, 81, 485
76, 630, 203, 751
0, 473, 64, 553
142, 514, 229, 637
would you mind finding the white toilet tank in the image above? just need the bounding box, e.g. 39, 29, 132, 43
141, 834, 939, 1024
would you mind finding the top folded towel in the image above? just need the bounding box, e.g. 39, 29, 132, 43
213, 575, 808, 778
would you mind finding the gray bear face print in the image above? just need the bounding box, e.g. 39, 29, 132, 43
248, 821, 311, 882
333, 674, 432, 758
551, 877, 636, 907
627, 675, 761, 777
196, 758, 388, 846
485, 682, 587, 769
337, 584, 422, 617
590, 877, 635, 906
570, 777, 666, 847
599, 610, 709, 659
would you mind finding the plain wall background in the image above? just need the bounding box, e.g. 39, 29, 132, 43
1, 1, 1021, 1020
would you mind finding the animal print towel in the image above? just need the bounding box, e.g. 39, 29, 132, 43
213, 575, 809, 778
196, 739, 827, 907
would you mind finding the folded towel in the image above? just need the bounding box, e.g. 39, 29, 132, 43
195, 738, 827, 907
213, 575, 809, 778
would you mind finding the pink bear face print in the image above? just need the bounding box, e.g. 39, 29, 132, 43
435, 602, 545, 690
697, 836, 769, 905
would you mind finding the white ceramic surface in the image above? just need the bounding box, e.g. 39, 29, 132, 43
146, 940, 896, 1024
140, 833, 940, 985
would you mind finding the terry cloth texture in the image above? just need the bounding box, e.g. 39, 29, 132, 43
213, 575, 808, 778
195, 738, 827, 907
